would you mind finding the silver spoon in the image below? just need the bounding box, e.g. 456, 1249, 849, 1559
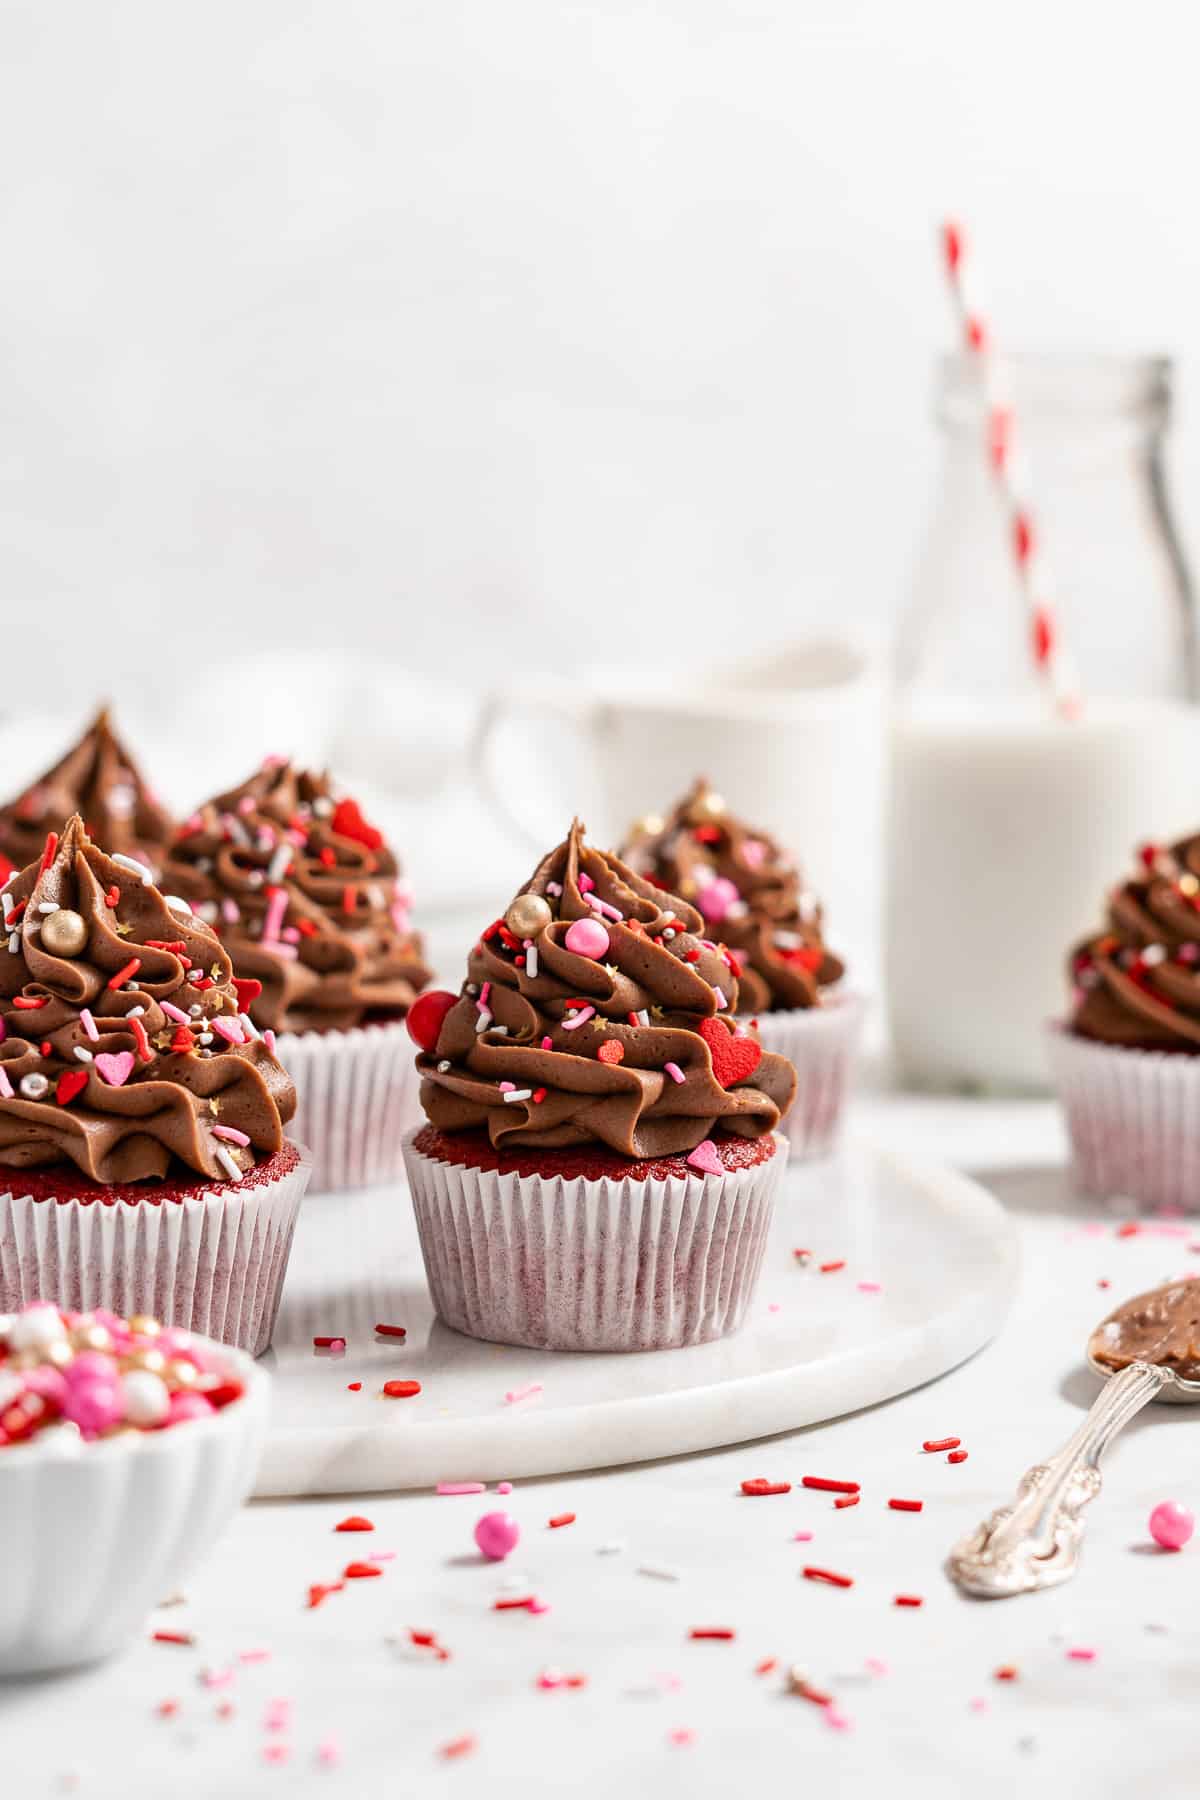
948, 1280, 1200, 1599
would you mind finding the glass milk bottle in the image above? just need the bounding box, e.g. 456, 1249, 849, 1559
888, 354, 1197, 1092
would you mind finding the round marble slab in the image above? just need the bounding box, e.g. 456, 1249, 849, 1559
255, 1145, 1018, 1496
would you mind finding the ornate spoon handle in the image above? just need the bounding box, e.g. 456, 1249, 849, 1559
947, 1361, 1170, 1598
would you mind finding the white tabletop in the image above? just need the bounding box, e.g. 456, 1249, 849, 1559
6, 1091, 1199, 1800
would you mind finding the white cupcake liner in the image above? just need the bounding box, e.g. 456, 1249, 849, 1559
277, 1018, 420, 1194
1048, 1022, 1200, 1213
753, 991, 866, 1161
0, 1145, 312, 1356
403, 1128, 788, 1352
0, 1347, 268, 1674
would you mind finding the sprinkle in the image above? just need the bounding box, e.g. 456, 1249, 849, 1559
383, 1380, 421, 1398
152, 1630, 194, 1646
107, 956, 142, 991
11, 995, 48, 1009
638, 1562, 680, 1581
712, 985, 728, 1009
532, 1087, 547, 1104
802, 1567, 853, 1588
819, 1260, 846, 1274
741, 1479, 791, 1497
755, 1657, 778, 1677
664, 1061, 685, 1084
263, 1030, 277, 1056
835, 1494, 860, 1510
546, 882, 563, 897
439, 1736, 477, 1761
493, 1596, 536, 1611
211, 1017, 245, 1046
994, 1665, 1019, 1682
79, 1009, 100, 1041
1067, 1646, 1098, 1662
793, 1530, 814, 1542
577, 873, 594, 892
0, 1067, 12, 1099
161, 1001, 191, 1025
526, 945, 539, 977
316, 1737, 341, 1768
374, 1323, 407, 1339
505, 1383, 543, 1405
342, 1562, 383, 1580
857, 1280, 882, 1294
72, 1047, 93, 1064
212, 1125, 251, 1147
668, 1728, 695, 1747
267, 843, 293, 885
334, 1516, 374, 1532
561, 1006, 595, 1031
474, 1010, 492, 1035
548, 1512, 576, 1529
437, 1482, 486, 1496
347, 1382, 362, 1392
948, 1450, 969, 1464
40, 832, 59, 871
923, 1438, 961, 1452
888, 1499, 923, 1512
111, 853, 152, 885
802, 1477, 859, 1494
502, 1088, 533, 1104
894, 1594, 924, 1607
215, 1147, 244, 1185
689, 1628, 734, 1641
313, 1336, 346, 1350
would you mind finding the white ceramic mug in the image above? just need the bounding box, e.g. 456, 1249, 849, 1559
472, 640, 886, 984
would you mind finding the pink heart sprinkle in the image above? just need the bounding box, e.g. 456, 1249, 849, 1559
686, 1139, 723, 1178
94, 1051, 135, 1088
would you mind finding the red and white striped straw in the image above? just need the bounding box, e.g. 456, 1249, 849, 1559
940, 220, 1080, 719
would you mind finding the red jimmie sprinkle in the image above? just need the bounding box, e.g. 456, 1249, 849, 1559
440, 1736, 477, 1761
342, 1562, 383, 1580
819, 1260, 846, 1274
312, 1336, 345, 1349
755, 1657, 778, 1677
994, 1665, 1019, 1682
104, 886, 120, 908
802, 1477, 860, 1495
923, 1438, 961, 1453
130, 1016, 153, 1063
741, 1479, 791, 1497
383, 1380, 421, 1398
888, 1499, 924, 1513
306, 1582, 344, 1609
802, 1566, 853, 1589
834, 1494, 860, 1510
107, 956, 142, 991
548, 1512, 576, 1529
948, 1450, 969, 1464
894, 1594, 924, 1608
11, 995, 48, 1010
689, 1628, 735, 1641
334, 1516, 374, 1533
347, 1382, 362, 1392
493, 1596, 536, 1611
40, 832, 58, 871
152, 1630, 195, 1646
374, 1323, 407, 1339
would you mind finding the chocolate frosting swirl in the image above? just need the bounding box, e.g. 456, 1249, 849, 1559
162, 760, 430, 1035
0, 708, 173, 883
417, 820, 797, 1157
620, 778, 843, 1014
1070, 834, 1200, 1051
0, 816, 295, 1184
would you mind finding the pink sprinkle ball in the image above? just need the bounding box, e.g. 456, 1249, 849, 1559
1149, 1500, 1194, 1551
564, 917, 610, 960
474, 1510, 521, 1560
168, 1392, 215, 1426
696, 877, 739, 925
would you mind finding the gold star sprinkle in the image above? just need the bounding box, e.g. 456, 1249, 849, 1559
208, 1097, 221, 1116
113, 919, 134, 937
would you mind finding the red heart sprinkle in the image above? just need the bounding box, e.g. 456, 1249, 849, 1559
698, 1016, 763, 1088
55, 1070, 89, 1107
232, 977, 262, 1014
331, 797, 384, 852
597, 1039, 625, 1065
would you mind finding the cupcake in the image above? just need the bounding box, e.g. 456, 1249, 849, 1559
621, 778, 863, 1159
0, 816, 310, 1351
0, 707, 173, 885
402, 819, 796, 1351
1050, 833, 1200, 1212
163, 758, 431, 1193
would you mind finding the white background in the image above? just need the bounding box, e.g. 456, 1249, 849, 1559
1, 0, 1196, 700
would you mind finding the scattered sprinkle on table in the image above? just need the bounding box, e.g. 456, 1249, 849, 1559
312, 1336, 346, 1351
835, 1494, 860, 1510
548, 1511, 576, 1529
374, 1323, 407, 1338
802, 1566, 853, 1588
994, 1665, 1019, 1681
689, 1628, 735, 1641
948, 1449, 968, 1464
347, 1382, 362, 1391
383, 1380, 421, 1398
741, 1478, 791, 1496
439, 1735, 477, 1760
1067, 1647, 1098, 1661
152, 1630, 194, 1646
922, 1437, 960, 1452
894, 1594, 924, 1608
819, 1260, 846, 1274
342, 1562, 383, 1580
888, 1498, 923, 1512
803, 1477, 860, 1494
334, 1515, 374, 1532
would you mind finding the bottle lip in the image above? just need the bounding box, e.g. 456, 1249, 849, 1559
937, 350, 1172, 428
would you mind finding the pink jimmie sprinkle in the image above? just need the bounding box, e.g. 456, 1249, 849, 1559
261, 888, 288, 945
824, 1706, 853, 1732
161, 1002, 191, 1026
505, 1383, 543, 1406
664, 1062, 685, 1084
212, 1125, 252, 1147
263, 1030, 277, 1056
712, 987, 728, 1011
238, 1648, 272, 1665
968, 1697, 989, 1714
79, 1009, 100, 1042
201, 1667, 235, 1689
587, 893, 624, 921
0, 1066, 11, 1100
1067, 1647, 1098, 1662
316, 1736, 341, 1768
528, 1597, 551, 1614
562, 1006, 595, 1031
437, 1482, 486, 1496
211, 1017, 244, 1046
262, 1743, 290, 1765
857, 1281, 882, 1294
668, 1728, 695, 1748
478, 983, 492, 1010
865, 1657, 889, 1677
578, 873, 595, 893
368, 1551, 397, 1564
793, 1530, 814, 1542
264, 1698, 292, 1732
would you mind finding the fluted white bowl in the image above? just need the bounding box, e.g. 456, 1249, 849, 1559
0, 1345, 268, 1675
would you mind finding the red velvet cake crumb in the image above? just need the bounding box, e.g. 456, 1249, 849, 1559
412, 1124, 777, 1184
0, 1141, 302, 1208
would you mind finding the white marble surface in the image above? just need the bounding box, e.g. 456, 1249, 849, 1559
260, 1145, 1017, 1495
7, 1090, 1200, 1800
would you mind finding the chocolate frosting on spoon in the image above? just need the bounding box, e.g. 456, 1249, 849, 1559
417, 819, 797, 1157
1089, 1278, 1200, 1380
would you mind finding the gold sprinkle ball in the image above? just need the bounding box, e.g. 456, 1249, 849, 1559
505, 893, 553, 938
40, 908, 88, 956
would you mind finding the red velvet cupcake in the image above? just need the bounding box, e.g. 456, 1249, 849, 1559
0, 817, 310, 1352
403, 821, 796, 1352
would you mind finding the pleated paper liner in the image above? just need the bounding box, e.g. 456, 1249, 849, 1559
0, 1143, 313, 1356
276, 1018, 420, 1194
403, 1126, 788, 1353
753, 990, 866, 1162
1049, 1022, 1200, 1214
